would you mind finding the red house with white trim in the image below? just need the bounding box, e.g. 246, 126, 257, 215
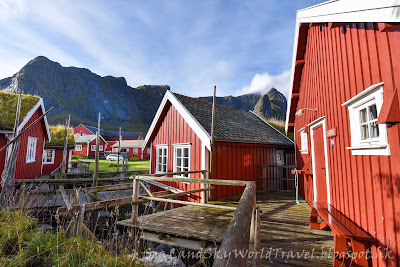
74, 124, 142, 147
73, 134, 108, 157
0, 92, 51, 179
111, 140, 150, 160
143, 91, 294, 202
285, 1, 400, 266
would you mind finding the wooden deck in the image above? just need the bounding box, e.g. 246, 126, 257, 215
119, 190, 334, 266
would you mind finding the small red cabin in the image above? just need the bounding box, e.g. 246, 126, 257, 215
74, 124, 142, 147
286, 2, 400, 266
0, 92, 51, 179
144, 91, 294, 202
73, 134, 108, 158
42, 126, 75, 175
111, 140, 149, 160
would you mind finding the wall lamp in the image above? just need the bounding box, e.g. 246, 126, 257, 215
295, 108, 318, 117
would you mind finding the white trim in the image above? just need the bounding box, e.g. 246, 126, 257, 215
42, 149, 55, 165
300, 130, 308, 154
26, 136, 38, 163
276, 150, 285, 166
75, 144, 82, 151
285, 0, 400, 133
149, 141, 152, 174
41, 137, 45, 174
173, 144, 191, 178
17, 98, 51, 141
155, 144, 168, 173
68, 149, 72, 169
309, 118, 331, 205
341, 82, 384, 106
307, 116, 326, 127
142, 91, 211, 151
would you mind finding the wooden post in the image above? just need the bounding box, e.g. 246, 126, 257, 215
253, 206, 261, 267
208, 86, 216, 201
60, 115, 70, 178
93, 113, 101, 187
117, 127, 121, 174
131, 177, 140, 238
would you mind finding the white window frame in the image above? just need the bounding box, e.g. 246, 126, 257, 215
298, 127, 308, 154
173, 144, 191, 178
91, 145, 96, 151
276, 150, 285, 166
43, 149, 55, 164
156, 145, 168, 173
342, 82, 390, 156
133, 148, 138, 154
75, 144, 82, 151
99, 145, 103, 151
26, 136, 38, 163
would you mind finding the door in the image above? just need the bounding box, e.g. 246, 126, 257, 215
311, 122, 330, 204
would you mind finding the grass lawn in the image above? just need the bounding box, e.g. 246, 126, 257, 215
72, 158, 150, 172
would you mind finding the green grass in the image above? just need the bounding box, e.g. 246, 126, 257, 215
72, 158, 150, 172
0, 210, 140, 266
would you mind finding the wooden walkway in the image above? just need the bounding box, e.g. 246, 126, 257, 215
119, 190, 333, 266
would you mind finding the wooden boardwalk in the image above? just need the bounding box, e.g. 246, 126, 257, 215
119, 190, 333, 266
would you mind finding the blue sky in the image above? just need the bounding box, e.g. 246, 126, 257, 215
0, 0, 324, 98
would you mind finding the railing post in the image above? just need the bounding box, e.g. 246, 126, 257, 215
131, 176, 140, 240
201, 170, 208, 204
253, 206, 261, 267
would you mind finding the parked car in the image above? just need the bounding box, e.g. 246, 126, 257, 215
106, 154, 123, 161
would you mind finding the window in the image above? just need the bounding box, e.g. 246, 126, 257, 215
120, 148, 127, 153
99, 145, 103, 151
26, 137, 37, 163
156, 145, 168, 173
276, 150, 285, 166
342, 82, 390, 155
133, 148, 138, 154
43, 149, 55, 164
75, 145, 82, 151
173, 144, 191, 177
91, 145, 96, 151
300, 130, 308, 154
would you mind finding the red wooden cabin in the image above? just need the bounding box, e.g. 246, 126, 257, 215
285, 1, 400, 266
74, 124, 142, 147
111, 140, 149, 160
42, 126, 75, 175
0, 92, 51, 179
143, 91, 294, 202
73, 134, 108, 158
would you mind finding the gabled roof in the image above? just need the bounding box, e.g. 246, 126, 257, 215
75, 134, 108, 144
77, 124, 142, 138
285, 0, 400, 133
0, 91, 51, 140
143, 91, 293, 149
111, 140, 144, 148
45, 125, 75, 148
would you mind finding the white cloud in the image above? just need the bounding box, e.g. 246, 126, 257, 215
235, 70, 291, 98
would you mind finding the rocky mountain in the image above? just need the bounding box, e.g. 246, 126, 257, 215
200, 87, 287, 121
0, 56, 169, 132
0, 56, 287, 134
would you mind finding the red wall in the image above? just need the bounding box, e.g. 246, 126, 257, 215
0, 135, 7, 175
86, 138, 107, 157
74, 125, 93, 135
150, 104, 203, 203
73, 143, 88, 157
211, 142, 294, 200
292, 23, 400, 266
42, 148, 72, 174
15, 108, 47, 179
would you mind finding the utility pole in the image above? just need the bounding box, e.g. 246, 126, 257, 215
93, 113, 101, 187
117, 127, 121, 173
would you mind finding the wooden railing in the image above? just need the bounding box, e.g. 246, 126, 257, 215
69, 160, 91, 173
131, 170, 260, 266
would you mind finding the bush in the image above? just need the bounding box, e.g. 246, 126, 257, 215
128, 157, 140, 162
107, 163, 118, 168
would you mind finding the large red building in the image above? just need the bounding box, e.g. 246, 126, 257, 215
73, 134, 108, 158
110, 140, 149, 160
0, 92, 51, 179
143, 91, 294, 202
286, 2, 400, 266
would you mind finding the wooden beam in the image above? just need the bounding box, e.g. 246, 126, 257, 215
295, 59, 305, 67
328, 22, 347, 29
131, 187, 214, 204
379, 22, 400, 32
136, 176, 249, 187
59, 185, 72, 211
139, 196, 236, 211
292, 93, 300, 99
140, 181, 154, 197
16, 177, 132, 184
145, 169, 207, 177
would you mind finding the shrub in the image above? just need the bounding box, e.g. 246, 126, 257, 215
107, 163, 118, 167
128, 157, 140, 162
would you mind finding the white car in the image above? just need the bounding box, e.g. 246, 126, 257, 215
106, 154, 124, 161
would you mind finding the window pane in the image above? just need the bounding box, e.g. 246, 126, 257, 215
162, 165, 167, 172
163, 156, 167, 164
177, 167, 181, 173
360, 108, 367, 123
184, 148, 189, 157
177, 158, 181, 167
184, 158, 189, 168
177, 148, 181, 157
369, 104, 378, 120
369, 122, 379, 138
361, 125, 368, 140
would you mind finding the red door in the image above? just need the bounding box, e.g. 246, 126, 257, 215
312, 125, 328, 203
